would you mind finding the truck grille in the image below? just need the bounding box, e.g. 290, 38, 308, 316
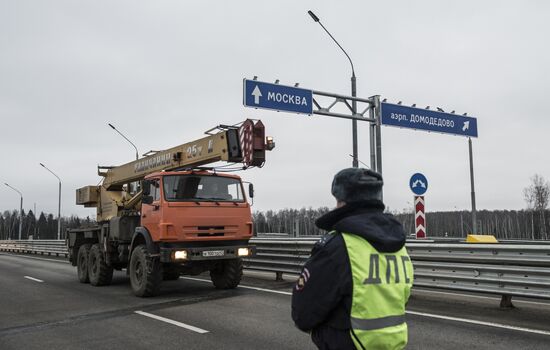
182, 225, 239, 238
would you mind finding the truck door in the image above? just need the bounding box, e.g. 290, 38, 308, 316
141, 178, 162, 241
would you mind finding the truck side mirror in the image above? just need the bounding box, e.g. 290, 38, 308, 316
248, 183, 254, 198
142, 180, 151, 196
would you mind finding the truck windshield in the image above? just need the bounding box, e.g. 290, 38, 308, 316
163, 175, 245, 202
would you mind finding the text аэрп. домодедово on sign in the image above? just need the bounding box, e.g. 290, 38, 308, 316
381, 102, 478, 137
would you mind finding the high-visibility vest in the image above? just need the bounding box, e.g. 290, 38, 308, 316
341, 232, 414, 350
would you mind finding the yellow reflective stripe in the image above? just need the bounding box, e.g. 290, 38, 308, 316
351, 315, 406, 331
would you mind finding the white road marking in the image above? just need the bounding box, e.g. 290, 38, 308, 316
413, 288, 550, 307
24, 276, 44, 283
181, 276, 292, 296
134, 311, 209, 334
407, 310, 550, 336
238, 284, 292, 296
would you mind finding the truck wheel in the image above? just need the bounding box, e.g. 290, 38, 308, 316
77, 244, 91, 283
88, 243, 113, 286
129, 245, 162, 297
210, 258, 243, 289
163, 265, 181, 281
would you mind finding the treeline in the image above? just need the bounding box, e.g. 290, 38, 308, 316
253, 207, 550, 240
2, 207, 549, 241
253, 207, 331, 236
0, 210, 96, 240
394, 209, 549, 240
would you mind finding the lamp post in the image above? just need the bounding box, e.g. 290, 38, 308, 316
39, 163, 62, 240
108, 123, 139, 160
308, 10, 359, 168
4, 183, 23, 240
468, 137, 477, 234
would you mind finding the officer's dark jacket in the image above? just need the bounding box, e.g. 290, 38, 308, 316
291, 200, 407, 349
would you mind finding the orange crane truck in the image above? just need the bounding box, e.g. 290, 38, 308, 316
67, 120, 274, 296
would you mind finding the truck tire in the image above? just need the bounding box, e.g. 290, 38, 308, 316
129, 245, 162, 297
163, 265, 181, 281
77, 244, 92, 283
210, 258, 243, 289
88, 243, 113, 286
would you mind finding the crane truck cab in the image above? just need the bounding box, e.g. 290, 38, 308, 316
141, 170, 253, 243
67, 119, 272, 297
127, 170, 255, 296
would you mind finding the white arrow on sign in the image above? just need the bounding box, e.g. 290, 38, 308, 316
462, 121, 470, 132
412, 179, 426, 189
252, 85, 262, 104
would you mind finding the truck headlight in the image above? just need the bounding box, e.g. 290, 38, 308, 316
238, 248, 250, 257
174, 250, 188, 260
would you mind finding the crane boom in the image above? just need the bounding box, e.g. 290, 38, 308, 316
76, 119, 272, 221
100, 129, 242, 190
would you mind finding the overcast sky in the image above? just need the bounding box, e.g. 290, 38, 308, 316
1, 0, 549, 219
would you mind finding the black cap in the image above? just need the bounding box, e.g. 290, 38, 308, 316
331, 168, 383, 203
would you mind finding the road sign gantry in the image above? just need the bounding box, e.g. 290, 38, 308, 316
243, 77, 381, 172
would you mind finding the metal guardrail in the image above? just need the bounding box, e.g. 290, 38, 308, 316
245, 237, 315, 275
412, 261, 550, 300
0, 240, 68, 257
406, 243, 550, 266
2, 238, 550, 303
404, 243, 550, 304
246, 237, 550, 303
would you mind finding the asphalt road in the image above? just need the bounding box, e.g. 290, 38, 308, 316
1, 252, 549, 349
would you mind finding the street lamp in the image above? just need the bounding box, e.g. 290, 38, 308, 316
39, 163, 62, 240
468, 137, 477, 234
108, 123, 139, 160
4, 183, 23, 240
308, 10, 359, 168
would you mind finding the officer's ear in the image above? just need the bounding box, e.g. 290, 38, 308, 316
336, 200, 346, 208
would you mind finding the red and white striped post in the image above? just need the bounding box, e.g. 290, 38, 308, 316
415, 195, 426, 239
410, 173, 428, 239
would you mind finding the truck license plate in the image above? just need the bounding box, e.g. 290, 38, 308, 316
202, 250, 225, 257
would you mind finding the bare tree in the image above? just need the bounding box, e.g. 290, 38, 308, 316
524, 184, 536, 239
524, 174, 550, 239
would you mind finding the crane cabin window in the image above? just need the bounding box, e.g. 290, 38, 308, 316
163, 175, 245, 202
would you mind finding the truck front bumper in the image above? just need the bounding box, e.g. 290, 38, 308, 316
159, 244, 255, 263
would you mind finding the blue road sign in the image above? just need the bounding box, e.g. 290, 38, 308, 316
243, 79, 313, 115
410, 173, 428, 195
381, 102, 478, 138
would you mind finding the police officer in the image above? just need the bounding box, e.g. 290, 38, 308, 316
291, 168, 413, 350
